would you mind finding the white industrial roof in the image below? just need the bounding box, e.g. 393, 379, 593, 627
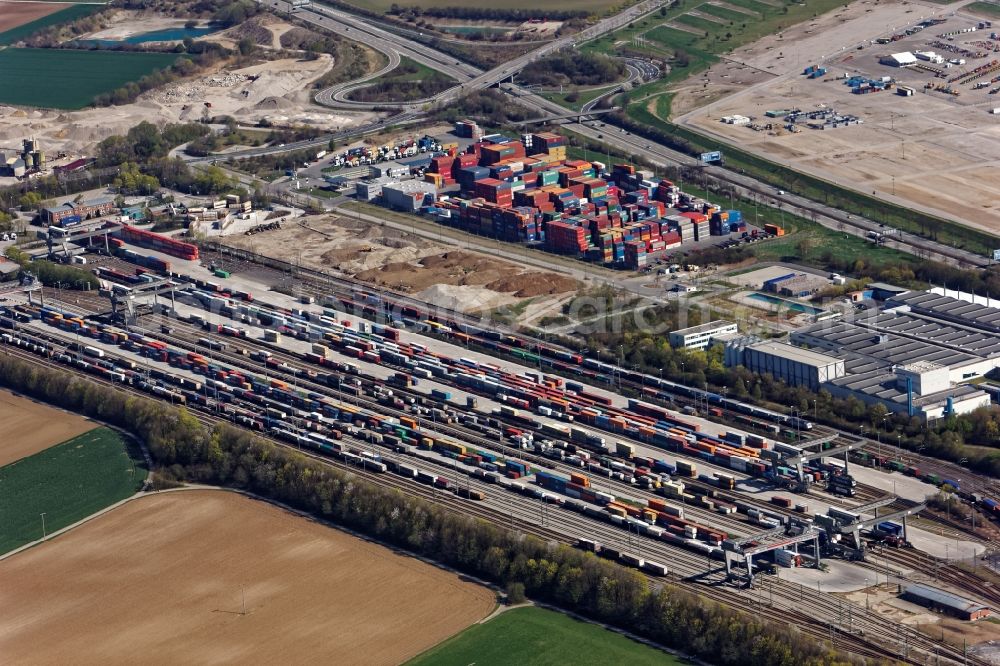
747, 341, 843, 368
887, 52, 917, 64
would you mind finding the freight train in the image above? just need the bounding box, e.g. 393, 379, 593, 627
148, 289, 839, 492
319, 288, 815, 434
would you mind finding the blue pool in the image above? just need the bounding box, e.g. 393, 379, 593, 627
748, 292, 825, 315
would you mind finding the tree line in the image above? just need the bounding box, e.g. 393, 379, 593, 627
0, 355, 877, 666
3, 247, 98, 290
388, 5, 589, 20
431, 89, 534, 126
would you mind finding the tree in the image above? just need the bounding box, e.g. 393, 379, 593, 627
869, 402, 889, 428
505, 581, 526, 604
18, 191, 43, 212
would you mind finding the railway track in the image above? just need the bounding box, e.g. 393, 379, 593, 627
21, 281, 994, 665
116, 309, 765, 539
1, 328, 982, 665
38, 290, 910, 545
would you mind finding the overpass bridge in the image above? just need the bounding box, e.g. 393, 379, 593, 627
511, 107, 620, 126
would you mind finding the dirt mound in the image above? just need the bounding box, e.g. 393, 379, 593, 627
225, 16, 273, 45
486, 272, 580, 297
354, 250, 579, 298
253, 96, 296, 110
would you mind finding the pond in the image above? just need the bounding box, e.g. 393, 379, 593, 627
77, 25, 221, 47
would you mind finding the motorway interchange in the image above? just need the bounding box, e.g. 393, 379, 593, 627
0, 238, 996, 664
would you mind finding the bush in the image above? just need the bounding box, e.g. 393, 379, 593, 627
520, 52, 626, 88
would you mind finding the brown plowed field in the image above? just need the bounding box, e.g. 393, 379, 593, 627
0, 1, 66, 33
0, 490, 495, 664
0, 388, 94, 466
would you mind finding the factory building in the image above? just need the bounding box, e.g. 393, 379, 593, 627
0, 137, 46, 178
785, 292, 1000, 419
41, 196, 116, 226
821, 360, 990, 421
901, 584, 991, 621
727, 340, 845, 390
381, 180, 437, 212
669, 320, 738, 350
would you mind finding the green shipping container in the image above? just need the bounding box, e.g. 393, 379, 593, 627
214, 269, 230, 279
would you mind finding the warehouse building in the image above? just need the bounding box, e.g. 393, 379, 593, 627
726, 340, 845, 390
867, 282, 911, 301
792, 310, 1000, 382
355, 177, 394, 202
761, 271, 829, 296
787, 298, 999, 419
381, 180, 437, 212
880, 52, 917, 67
669, 320, 738, 350
887, 290, 1000, 335
42, 196, 116, 226
821, 360, 990, 421
369, 161, 410, 179
901, 584, 991, 621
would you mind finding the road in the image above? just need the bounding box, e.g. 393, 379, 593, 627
271, 0, 671, 110
212, 1, 991, 269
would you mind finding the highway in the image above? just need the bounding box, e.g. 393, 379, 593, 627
252, 0, 992, 269
268, 0, 670, 109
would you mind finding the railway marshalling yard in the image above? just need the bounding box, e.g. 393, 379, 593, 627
3, 239, 999, 662
673, 0, 1000, 235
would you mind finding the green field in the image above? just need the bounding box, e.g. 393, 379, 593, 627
966, 1, 1000, 17
587, 0, 851, 88
407, 607, 683, 666
0, 48, 179, 109
0, 427, 147, 554
541, 84, 619, 111
346, 0, 619, 12
0, 4, 99, 46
